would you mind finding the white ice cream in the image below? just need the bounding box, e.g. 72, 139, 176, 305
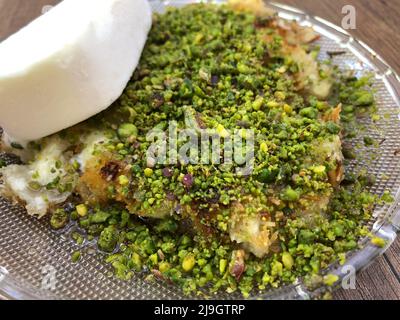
0, 0, 152, 142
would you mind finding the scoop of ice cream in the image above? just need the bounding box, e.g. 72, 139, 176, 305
0, 0, 152, 142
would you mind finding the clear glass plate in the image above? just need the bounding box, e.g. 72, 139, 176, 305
0, 0, 399, 300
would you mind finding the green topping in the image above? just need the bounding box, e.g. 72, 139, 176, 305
281, 187, 300, 202
257, 168, 278, 184
182, 254, 196, 272
371, 236, 386, 248
219, 259, 228, 274
342, 146, 356, 160
76, 204, 88, 217
299, 107, 318, 119
353, 91, 374, 106
10, 142, 24, 150
326, 122, 341, 134
90, 210, 111, 224
71, 251, 81, 263
323, 274, 339, 286
118, 123, 138, 139
50, 209, 68, 230
71, 232, 85, 245
282, 252, 294, 270
28, 181, 42, 191
298, 230, 316, 244
363, 136, 375, 146
118, 175, 130, 186
144, 168, 154, 177
15, 3, 383, 297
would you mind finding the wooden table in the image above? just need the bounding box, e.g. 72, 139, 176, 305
0, 0, 399, 300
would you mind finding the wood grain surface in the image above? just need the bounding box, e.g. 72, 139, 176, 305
0, 0, 399, 300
